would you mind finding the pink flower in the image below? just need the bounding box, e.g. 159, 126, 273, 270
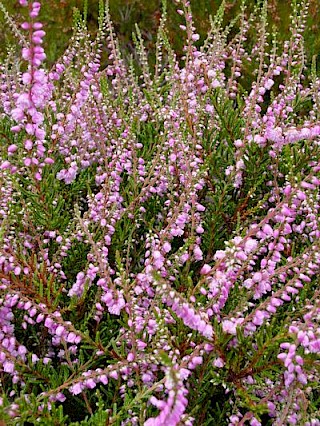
3, 361, 15, 373
262, 223, 273, 237
222, 319, 237, 335
8, 144, 18, 154
200, 264, 211, 275
264, 78, 274, 90
70, 382, 83, 395
193, 246, 203, 261
21, 22, 30, 29
163, 242, 171, 253
11, 108, 25, 122
213, 357, 225, 368
127, 352, 135, 362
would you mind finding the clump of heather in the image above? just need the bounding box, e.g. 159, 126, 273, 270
0, 0, 319, 424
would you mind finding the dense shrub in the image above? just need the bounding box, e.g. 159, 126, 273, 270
0, 0, 319, 424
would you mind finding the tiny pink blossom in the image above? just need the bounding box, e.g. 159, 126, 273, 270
264, 78, 274, 90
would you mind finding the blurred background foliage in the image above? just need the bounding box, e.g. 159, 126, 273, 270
1, 0, 319, 68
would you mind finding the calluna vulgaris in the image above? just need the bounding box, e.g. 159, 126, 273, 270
0, 0, 319, 424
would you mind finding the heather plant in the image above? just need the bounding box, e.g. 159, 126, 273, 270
0, 0, 320, 425
1, 1, 319, 67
